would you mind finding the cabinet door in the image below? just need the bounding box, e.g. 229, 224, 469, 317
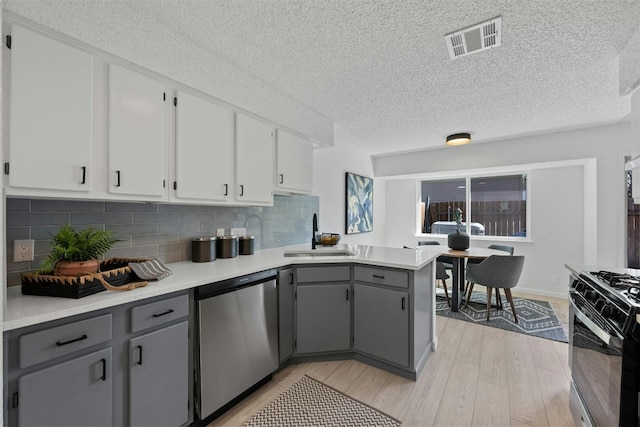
17, 348, 112, 427
175, 91, 233, 201
236, 113, 274, 204
296, 284, 351, 354
353, 284, 409, 367
108, 64, 166, 198
8, 25, 93, 192
129, 321, 189, 427
278, 268, 294, 362
276, 130, 313, 193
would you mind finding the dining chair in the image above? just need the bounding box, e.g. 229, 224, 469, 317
465, 244, 514, 304
465, 255, 525, 322
418, 241, 454, 270
413, 243, 451, 306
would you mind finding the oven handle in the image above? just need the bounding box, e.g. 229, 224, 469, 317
569, 293, 623, 348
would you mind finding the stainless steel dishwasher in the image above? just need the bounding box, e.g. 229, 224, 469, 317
194, 269, 278, 424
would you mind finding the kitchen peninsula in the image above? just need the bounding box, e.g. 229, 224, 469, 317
3, 244, 439, 426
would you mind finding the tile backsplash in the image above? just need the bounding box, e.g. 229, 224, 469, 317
6, 195, 319, 286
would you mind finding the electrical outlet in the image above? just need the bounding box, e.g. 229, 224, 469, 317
14, 239, 34, 262
231, 227, 246, 236
551, 275, 559, 286
216, 228, 225, 237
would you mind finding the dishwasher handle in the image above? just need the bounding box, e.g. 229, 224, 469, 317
195, 269, 277, 300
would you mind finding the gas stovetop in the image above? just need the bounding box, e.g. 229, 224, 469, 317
574, 270, 640, 333
588, 270, 640, 306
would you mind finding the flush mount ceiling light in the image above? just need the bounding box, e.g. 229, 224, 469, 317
446, 133, 471, 146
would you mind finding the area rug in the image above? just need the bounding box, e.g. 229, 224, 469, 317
242, 375, 401, 427
436, 291, 568, 343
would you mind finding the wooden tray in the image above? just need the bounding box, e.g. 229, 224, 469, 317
21, 258, 148, 299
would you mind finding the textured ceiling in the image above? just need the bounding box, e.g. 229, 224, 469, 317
4, 0, 640, 155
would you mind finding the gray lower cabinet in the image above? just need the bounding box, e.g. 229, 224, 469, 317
353, 284, 409, 367
278, 268, 294, 362
5, 291, 192, 427
17, 348, 113, 427
296, 283, 351, 354
129, 321, 189, 427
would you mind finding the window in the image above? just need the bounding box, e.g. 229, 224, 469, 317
420, 174, 527, 238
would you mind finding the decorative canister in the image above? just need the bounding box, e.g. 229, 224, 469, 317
192, 237, 217, 262
239, 235, 255, 255
216, 235, 238, 258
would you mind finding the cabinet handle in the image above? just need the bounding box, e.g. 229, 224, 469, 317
56, 334, 88, 347
346, 289, 349, 301
152, 309, 174, 318
279, 174, 284, 184
116, 170, 121, 187
402, 297, 406, 310
135, 345, 143, 366
289, 273, 293, 284
373, 274, 385, 279
81, 166, 86, 184
239, 184, 244, 196
100, 358, 107, 381
224, 183, 228, 196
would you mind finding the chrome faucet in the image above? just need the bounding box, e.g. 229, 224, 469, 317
312, 213, 318, 249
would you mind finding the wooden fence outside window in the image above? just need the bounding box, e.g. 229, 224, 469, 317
426, 200, 527, 237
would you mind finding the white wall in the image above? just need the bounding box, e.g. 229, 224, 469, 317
312, 140, 383, 246
376, 123, 632, 298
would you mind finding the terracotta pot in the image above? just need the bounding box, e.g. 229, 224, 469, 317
54, 259, 99, 276
447, 231, 470, 250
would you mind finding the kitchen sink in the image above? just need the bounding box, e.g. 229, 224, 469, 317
283, 249, 355, 257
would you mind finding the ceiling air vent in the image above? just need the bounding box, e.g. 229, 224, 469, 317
445, 16, 502, 59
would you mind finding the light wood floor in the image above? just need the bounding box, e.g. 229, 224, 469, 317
209, 293, 574, 427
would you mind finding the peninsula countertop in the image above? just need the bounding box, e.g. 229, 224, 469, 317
5, 243, 441, 331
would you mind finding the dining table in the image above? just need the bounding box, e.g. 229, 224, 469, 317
435, 247, 509, 312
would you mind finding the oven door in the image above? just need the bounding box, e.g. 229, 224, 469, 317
569, 292, 624, 427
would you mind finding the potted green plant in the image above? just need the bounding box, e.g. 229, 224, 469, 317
447, 208, 470, 250
39, 224, 119, 276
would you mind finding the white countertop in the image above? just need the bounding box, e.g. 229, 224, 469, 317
5, 244, 440, 331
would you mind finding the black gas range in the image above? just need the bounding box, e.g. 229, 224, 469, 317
569, 269, 640, 427
576, 270, 640, 335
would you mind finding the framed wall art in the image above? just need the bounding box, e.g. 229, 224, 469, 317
345, 172, 373, 234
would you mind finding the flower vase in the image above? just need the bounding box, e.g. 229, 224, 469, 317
448, 231, 469, 250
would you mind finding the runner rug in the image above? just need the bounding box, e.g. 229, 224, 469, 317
436, 291, 568, 343
242, 375, 401, 427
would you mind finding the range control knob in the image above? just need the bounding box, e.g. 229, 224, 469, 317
585, 290, 598, 301
601, 304, 614, 317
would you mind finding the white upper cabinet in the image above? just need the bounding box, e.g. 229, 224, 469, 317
173, 91, 233, 202
275, 130, 313, 194
7, 25, 93, 192
236, 113, 274, 205
108, 64, 167, 199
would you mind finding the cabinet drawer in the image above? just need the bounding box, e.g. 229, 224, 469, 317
354, 266, 409, 288
296, 266, 351, 283
130, 294, 189, 333
19, 314, 112, 369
